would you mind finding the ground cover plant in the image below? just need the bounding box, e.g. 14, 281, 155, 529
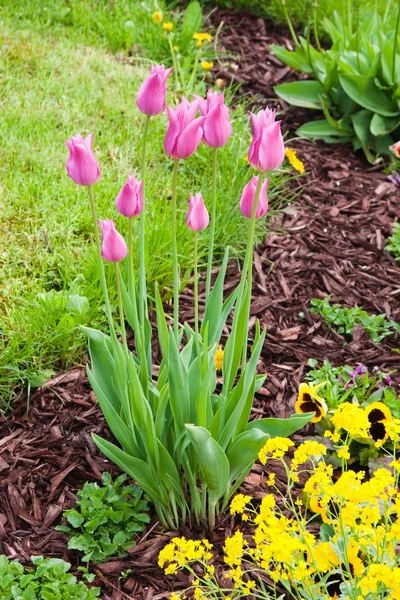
0, 555, 100, 599
386, 222, 400, 260
310, 296, 400, 343
0, 0, 297, 410
272, 0, 400, 161
56, 473, 150, 563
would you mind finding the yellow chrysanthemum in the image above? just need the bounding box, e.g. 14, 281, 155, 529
162, 21, 174, 31
151, 11, 162, 24
215, 344, 224, 370
285, 147, 305, 174
201, 61, 214, 71
295, 382, 327, 423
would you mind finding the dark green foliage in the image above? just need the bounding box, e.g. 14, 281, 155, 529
56, 473, 150, 563
0, 555, 100, 599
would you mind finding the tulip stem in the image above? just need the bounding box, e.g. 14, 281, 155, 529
87, 186, 117, 341
392, 0, 400, 83
241, 173, 265, 367
206, 147, 218, 300
171, 159, 180, 340
194, 231, 201, 357
139, 114, 150, 329
115, 263, 128, 353
128, 218, 134, 296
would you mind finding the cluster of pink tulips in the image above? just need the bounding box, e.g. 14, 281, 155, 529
65, 62, 285, 343
62, 64, 310, 531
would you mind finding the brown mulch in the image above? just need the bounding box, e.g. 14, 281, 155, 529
1, 6, 400, 600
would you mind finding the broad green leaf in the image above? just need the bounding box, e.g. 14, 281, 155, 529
297, 119, 353, 141
180, 1, 202, 50
87, 367, 143, 458
246, 413, 314, 437
270, 45, 313, 73
92, 435, 166, 505
370, 113, 400, 136
168, 330, 190, 431
226, 429, 268, 482
274, 81, 325, 109
185, 425, 230, 503
338, 73, 398, 116
86, 335, 120, 412
351, 109, 375, 163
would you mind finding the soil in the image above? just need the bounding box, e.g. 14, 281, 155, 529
1, 7, 399, 600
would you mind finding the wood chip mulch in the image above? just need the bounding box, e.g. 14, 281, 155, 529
1, 6, 400, 600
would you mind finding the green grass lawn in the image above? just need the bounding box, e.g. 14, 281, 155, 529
0, 1, 298, 410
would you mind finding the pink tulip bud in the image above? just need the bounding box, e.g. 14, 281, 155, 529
136, 64, 173, 117
99, 219, 128, 263
65, 133, 101, 187
240, 176, 269, 219
186, 193, 209, 231
164, 97, 206, 160
248, 108, 285, 172
194, 91, 232, 148
116, 175, 144, 218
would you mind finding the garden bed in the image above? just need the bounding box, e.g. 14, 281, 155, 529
1, 6, 399, 600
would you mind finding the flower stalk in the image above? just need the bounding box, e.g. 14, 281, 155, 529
206, 147, 218, 300
139, 115, 150, 326
171, 159, 180, 339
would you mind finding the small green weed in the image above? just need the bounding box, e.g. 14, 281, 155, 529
310, 296, 400, 343
306, 358, 397, 413
385, 222, 400, 261
57, 472, 150, 563
0, 555, 100, 599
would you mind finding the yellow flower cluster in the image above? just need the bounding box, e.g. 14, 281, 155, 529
158, 537, 212, 575
285, 147, 305, 174
160, 438, 400, 600
325, 400, 395, 447
229, 493, 251, 519
258, 436, 294, 463
201, 61, 214, 71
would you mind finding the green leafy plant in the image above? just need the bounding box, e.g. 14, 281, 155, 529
272, 2, 400, 162
0, 555, 100, 599
306, 358, 397, 413
386, 222, 400, 260
310, 296, 400, 343
56, 472, 150, 563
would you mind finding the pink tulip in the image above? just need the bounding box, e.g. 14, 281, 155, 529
116, 175, 144, 218
164, 97, 206, 160
65, 133, 101, 186
136, 64, 173, 117
240, 176, 269, 219
99, 219, 128, 263
186, 193, 209, 231
194, 91, 232, 148
248, 108, 285, 172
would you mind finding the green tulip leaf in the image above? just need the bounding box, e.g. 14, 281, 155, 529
338, 73, 398, 116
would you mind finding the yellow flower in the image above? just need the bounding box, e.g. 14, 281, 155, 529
201, 61, 214, 71
292, 440, 327, 469
365, 402, 392, 444
267, 473, 276, 486
285, 147, 305, 174
170, 594, 180, 600
193, 32, 213, 47
173, 45, 179, 52
337, 445, 350, 460
331, 402, 371, 439
151, 11, 162, 24
215, 344, 224, 370
258, 437, 294, 464
230, 494, 251, 516
295, 382, 327, 423
163, 22, 174, 32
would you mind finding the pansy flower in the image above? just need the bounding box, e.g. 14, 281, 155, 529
295, 382, 327, 423
365, 402, 392, 445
